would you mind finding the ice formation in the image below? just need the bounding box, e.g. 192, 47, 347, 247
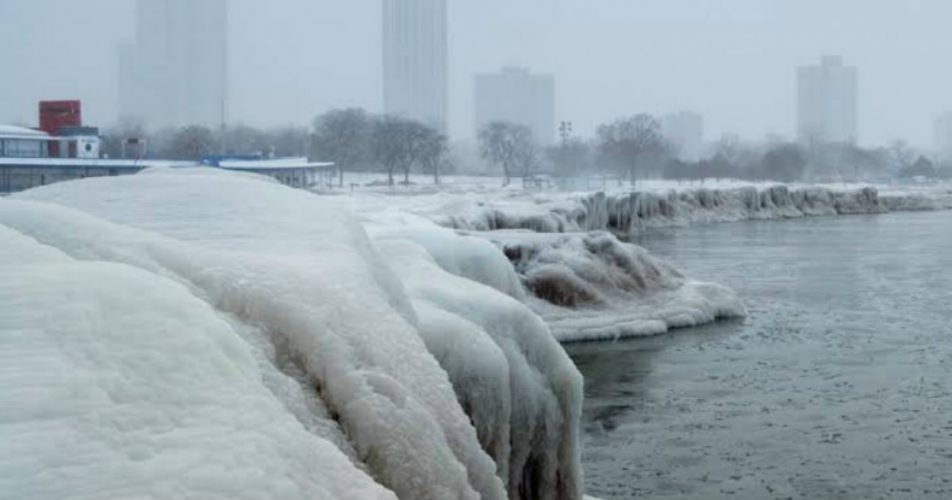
441, 185, 893, 237
366, 210, 743, 339
376, 239, 583, 499
0, 224, 396, 500
478, 231, 745, 341
1, 169, 586, 500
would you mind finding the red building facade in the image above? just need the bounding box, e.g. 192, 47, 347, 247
39, 100, 82, 136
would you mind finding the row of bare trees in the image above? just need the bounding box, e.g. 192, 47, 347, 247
103, 109, 948, 186
103, 109, 450, 187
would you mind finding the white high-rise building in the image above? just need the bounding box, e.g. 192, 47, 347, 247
120, 0, 228, 128
661, 111, 704, 161
797, 55, 858, 145
935, 112, 952, 160
382, 0, 448, 133
474, 67, 555, 145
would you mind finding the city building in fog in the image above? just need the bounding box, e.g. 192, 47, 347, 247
797, 56, 858, 145
661, 111, 704, 161
382, 0, 448, 133
935, 112, 952, 160
474, 67, 555, 144
119, 0, 228, 128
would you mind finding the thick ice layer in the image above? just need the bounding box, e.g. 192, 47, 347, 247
0, 225, 396, 500
481, 231, 746, 342
376, 239, 583, 499
370, 215, 526, 301
366, 211, 744, 343
5, 171, 532, 500
441, 185, 892, 237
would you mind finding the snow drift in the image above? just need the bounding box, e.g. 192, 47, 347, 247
441, 185, 889, 237
1, 169, 584, 500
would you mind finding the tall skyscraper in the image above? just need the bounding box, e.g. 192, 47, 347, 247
661, 111, 704, 161
935, 112, 952, 160
382, 0, 448, 133
119, 0, 228, 128
797, 55, 858, 144
474, 67, 555, 145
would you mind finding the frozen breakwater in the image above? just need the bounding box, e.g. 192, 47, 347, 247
441, 184, 951, 237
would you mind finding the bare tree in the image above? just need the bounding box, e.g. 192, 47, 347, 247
515, 138, 540, 185
168, 125, 215, 160
596, 114, 667, 184
547, 137, 592, 177
479, 121, 535, 186
101, 118, 147, 159
759, 143, 806, 182
223, 125, 269, 156
313, 108, 373, 187
419, 128, 449, 184
889, 139, 916, 173
268, 126, 310, 157
372, 116, 405, 186
372, 116, 430, 186
712, 133, 744, 165
399, 121, 430, 184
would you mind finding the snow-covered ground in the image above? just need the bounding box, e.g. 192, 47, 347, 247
1, 169, 584, 500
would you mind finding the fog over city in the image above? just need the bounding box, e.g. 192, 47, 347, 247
2, 0, 952, 146
6, 2, 952, 500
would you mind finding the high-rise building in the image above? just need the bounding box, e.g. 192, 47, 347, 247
935, 112, 952, 160
661, 111, 704, 161
797, 55, 858, 144
382, 0, 448, 133
474, 67, 555, 145
119, 0, 228, 128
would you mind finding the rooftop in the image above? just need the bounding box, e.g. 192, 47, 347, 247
0, 124, 49, 139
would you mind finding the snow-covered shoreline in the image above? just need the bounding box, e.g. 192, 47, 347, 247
1, 170, 584, 500
438, 184, 952, 237
336, 176, 952, 238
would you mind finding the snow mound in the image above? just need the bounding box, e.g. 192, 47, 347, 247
0, 224, 395, 500
483, 231, 746, 342
441, 185, 888, 237
4, 169, 587, 500
370, 218, 527, 301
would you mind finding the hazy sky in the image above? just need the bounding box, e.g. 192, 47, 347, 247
2, 0, 951, 147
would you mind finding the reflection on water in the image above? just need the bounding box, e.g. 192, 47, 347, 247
566, 212, 952, 499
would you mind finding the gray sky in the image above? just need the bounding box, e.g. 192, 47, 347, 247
1, 0, 950, 147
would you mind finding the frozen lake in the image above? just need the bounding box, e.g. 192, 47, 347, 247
567, 211, 952, 499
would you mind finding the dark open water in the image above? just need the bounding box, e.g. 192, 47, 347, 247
567, 211, 952, 500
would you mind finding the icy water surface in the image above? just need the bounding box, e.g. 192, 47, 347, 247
567, 211, 952, 499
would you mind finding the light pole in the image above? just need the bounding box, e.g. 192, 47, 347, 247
558, 121, 573, 178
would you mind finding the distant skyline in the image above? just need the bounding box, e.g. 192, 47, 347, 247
475, 67, 555, 144
2, 0, 952, 148
797, 56, 858, 145
382, 0, 448, 133
120, 0, 228, 128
